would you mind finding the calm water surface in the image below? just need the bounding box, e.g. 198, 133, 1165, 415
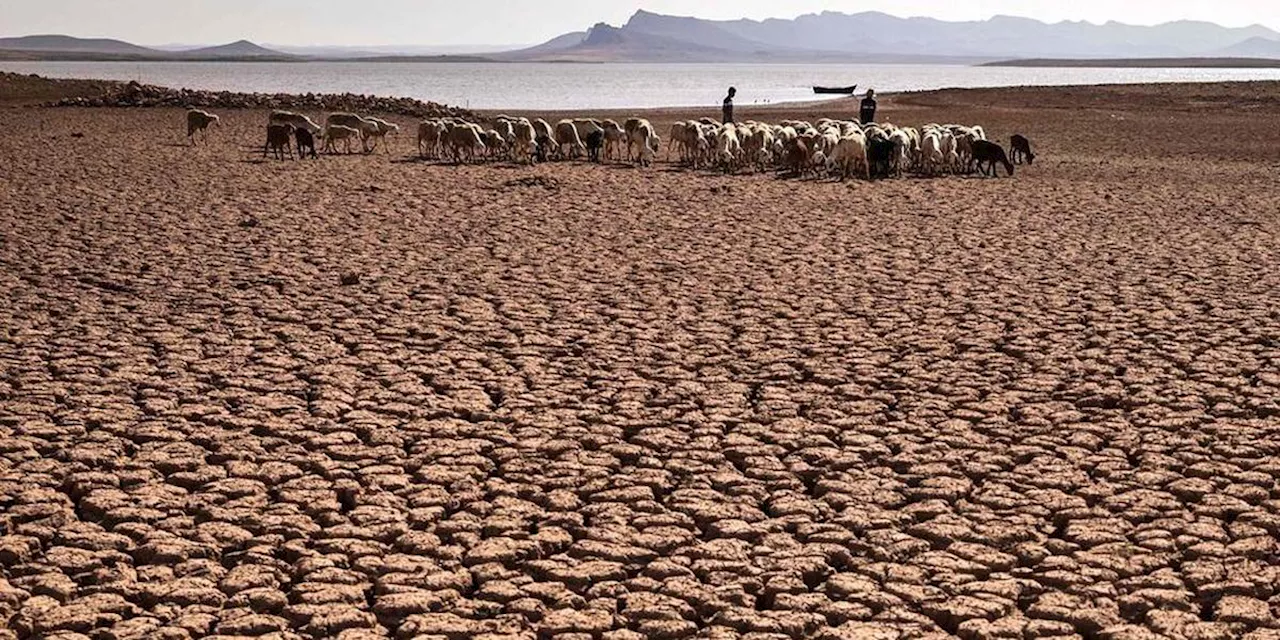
5, 61, 1280, 110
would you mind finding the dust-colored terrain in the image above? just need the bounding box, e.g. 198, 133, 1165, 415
2, 82, 1280, 640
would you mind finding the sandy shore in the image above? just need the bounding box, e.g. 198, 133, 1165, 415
2, 81, 1280, 640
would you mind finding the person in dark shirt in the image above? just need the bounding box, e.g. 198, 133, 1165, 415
723, 87, 737, 124
860, 89, 878, 124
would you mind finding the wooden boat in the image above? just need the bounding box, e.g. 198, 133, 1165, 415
813, 84, 858, 95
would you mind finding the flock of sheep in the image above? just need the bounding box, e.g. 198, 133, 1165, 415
185, 108, 1036, 180
664, 118, 1035, 179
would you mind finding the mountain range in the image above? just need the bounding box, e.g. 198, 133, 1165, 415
499, 10, 1280, 62
3, 11, 1280, 64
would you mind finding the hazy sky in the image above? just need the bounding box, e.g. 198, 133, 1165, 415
4, 0, 1278, 47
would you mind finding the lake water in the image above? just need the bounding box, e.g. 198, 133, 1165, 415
5, 61, 1280, 110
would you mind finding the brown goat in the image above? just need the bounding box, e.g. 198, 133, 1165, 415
264, 123, 295, 160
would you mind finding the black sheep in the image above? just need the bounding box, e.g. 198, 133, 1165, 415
1010, 134, 1035, 165
534, 135, 553, 163
295, 128, 318, 159
867, 138, 898, 180
585, 130, 605, 163
264, 123, 294, 160
971, 140, 1014, 177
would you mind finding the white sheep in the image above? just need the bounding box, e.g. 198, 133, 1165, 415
628, 120, 658, 167
417, 119, 446, 159
363, 117, 400, 154
323, 124, 361, 154
919, 132, 944, 176
512, 119, 536, 164
715, 124, 741, 172
448, 123, 486, 163
554, 119, 586, 160
601, 119, 627, 162
532, 119, 555, 145
270, 110, 321, 135
623, 118, 655, 162
830, 133, 870, 180
483, 129, 509, 160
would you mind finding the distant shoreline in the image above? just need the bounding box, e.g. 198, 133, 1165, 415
985, 57, 1280, 69
0, 50, 501, 64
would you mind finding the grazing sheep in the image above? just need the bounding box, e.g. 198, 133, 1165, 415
1010, 134, 1035, 165
532, 119, 555, 146
742, 126, 775, 173
945, 150, 961, 173
483, 129, 509, 160
493, 118, 516, 145
830, 133, 870, 181
323, 124, 361, 154
448, 124, 486, 164
554, 119, 586, 160
919, 132, 943, 176
326, 113, 381, 153
264, 123, 295, 160
534, 134, 553, 163
270, 110, 322, 135
602, 120, 627, 162
715, 124, 742, 173
512, 119, 537, 164
572, 119, 604, 143
624, 118, 656, 162
780, 138, 809, 177
361, 117, 399, 154
955, 134, 975, 173
971, 140, 1014, 177
621, 120, 657, 167
186, 109, 219, 145
808, 150, 829, 179
295, 128, 318, 159
417, 119, 446, 159
667, 121, 692, 163
325, 113, 370, 133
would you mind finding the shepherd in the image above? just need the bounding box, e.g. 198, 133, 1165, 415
723, 87, 737, 124
860, 89, 878, 125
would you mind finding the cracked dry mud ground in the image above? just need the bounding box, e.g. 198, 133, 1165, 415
2, 83, 1280, 640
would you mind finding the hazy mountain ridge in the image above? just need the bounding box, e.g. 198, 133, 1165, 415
4, 11, 1280, 64
508, 10, 1280, 62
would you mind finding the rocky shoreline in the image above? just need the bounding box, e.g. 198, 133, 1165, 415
16, 73, 475, 119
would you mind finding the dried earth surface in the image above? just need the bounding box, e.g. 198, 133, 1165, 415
2, 81, 1280, 640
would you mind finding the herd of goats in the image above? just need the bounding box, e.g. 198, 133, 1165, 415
186, 108, 1037, 179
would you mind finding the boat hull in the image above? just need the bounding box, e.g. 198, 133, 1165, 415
813, 85, 858, 95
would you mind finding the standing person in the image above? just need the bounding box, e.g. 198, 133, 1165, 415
860, 88, 878, 125
723, 87, 737, 124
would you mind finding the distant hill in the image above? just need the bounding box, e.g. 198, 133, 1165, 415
503, 10, 1280, 62
0, 34, 157, 56
180, 40, 289, 58
985, 57, 1280, 68
1214, 36, 1280, 58
0, 35, 294, 60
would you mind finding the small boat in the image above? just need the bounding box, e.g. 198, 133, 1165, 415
813, 84, 858, 95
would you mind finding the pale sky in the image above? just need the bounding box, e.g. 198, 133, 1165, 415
3, 0, 1278, 47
